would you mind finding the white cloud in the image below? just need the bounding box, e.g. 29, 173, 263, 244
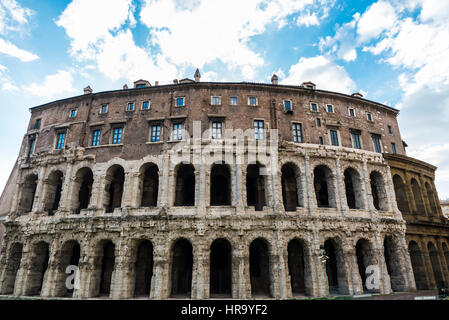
357, 1, 397, 42
23, 70, 76, 99
296, 11, 319, 27
2, 79, 17, 91
0, 0, 33, 34
0, 37, 38, 61
281, 56, 356, 94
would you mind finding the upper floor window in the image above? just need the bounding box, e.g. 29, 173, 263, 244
212, 121, 223, 139
142, 101, 150, 110
348, 108, 356, 117
70, 109, 77, 117
33, 119, 41, 130
112, 127, 123, 144
56, 132, 66, 150
330, 130, 339, 146
100, 104, 108, 114
327, 104, 334, 113
254, 120, 264, 140
248, 96, 258, 106
316, 118, 321, 127
310, 103, 318, 112
173, 123, 183, 141
319, 136, 324, 145
176, 97, 185, 107
351, 132, 361, 149
230, 96, 238, 105
388, 125, 393, 134
127, 102, 135, 111
28, 136, 36, 157
391, 142, 397, 154
92, 129, 101, 147
372, 134, 382, 153
211, 96, 221, 105
136, 84, 146, 88
367, 112, 373, 121
292, 123, 303, 143
151, 124, 161, 142
284, 100, 292, 112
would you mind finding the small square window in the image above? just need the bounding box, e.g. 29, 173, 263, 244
176, 97, 185, 107
112, 127, 123, 144
211, 96, 221, 105
127, 102, 135, 111
349, 108, 356, 117
230, 96, 238, 105
310, 103, 318, 112
70, 109, 77, 117
367, 113, 373, 121
56, 132, 66, 150
284, 100, 292, 112
151, 125, 161, 142
248, 96, 258, 106
142, 101, 150, 110
327, 105, 334, 113
100, 104, 108, 114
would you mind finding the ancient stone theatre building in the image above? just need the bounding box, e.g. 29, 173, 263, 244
0, 70, 448, 299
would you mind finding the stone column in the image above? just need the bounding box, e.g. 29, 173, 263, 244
12, 240, 33, 296
120, 170, 135, 208
303, 155, 315, 215
272, 230, 288, 299
334, 158, 346, 215
150, 242, 170, 299
236, 164, 246, 214
421, 241, 436, 289
374, 233, 392, 295
235, 240, 250, 298
89, 168, 104, 211
397, 235, 417, 291
384, 165, 398, 216
58, 161, 74, 213
345, 246, 362, 295
110, 238, 134, 299
40, 241, 60, 297
362, 160, 376, 219
192, 242, 208, 299
32, 165, 48, 213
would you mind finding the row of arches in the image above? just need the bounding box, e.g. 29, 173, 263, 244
2, 235, 411, 298
18, 161, 390, 215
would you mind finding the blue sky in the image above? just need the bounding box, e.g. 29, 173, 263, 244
1, 0, 449, 198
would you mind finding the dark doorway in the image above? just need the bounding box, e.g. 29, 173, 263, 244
141, 164, 159, 207
324, 239, 339, 294
171, 239, 193, 297
210, 239, 232, 297
210, 164, 231, 206
314, 166, 335, 208
288, 239, 306, 295
355, 239, 377, 293
174, 164, 195, 206
246, 164, 266, 211
0, 243, 23, 294
134, 240, 153, 297
250, 238, 271, 297
74, 168, 93, 213
99, 241, 115, 296
344, 168, 363, 209
105, 165, 125, 213
282, 163, 300, 211
43, 171, 63, 216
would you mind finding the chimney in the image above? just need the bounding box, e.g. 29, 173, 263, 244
155, 81, 159, 86
351, 92, 363, 98
194, 68, 201, 82
83, 85, 93, 94
271, 74, 279, 85
173, 79, 178, 84
123, 84, 128, 90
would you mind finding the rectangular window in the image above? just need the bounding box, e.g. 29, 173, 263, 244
352, 133, 361, 149
142, 101, 150, 110
230, 96, 238, 105
211, 96, 221, 105
173, 123, 183, 141
56, 132, 66, 149
112, 127, 123, 144
28, 137, 35, 157
136, 84, 146, 88
391, 142, 397, 154
284, 100, 292, 112
330, 130, 339, 146
248, 96, 258, 106
316, 118, 321, 127
212, 121, 223, 139
310, 103, 318, 112
254, 120, 264, 140
367, 113, 373, 121
34, 119, 41, 130
70, 109, 77, 117
388, 125, 393, 134
151, 125, 161, 142
319, 136, 324, 145
176, 97, 185, 107
292, 123, 303, 143
127, 102, 135, 111
92, 130, 101, 146
372, 134, 382, 153
101, 104, 108, 114
327, 104, 334, 113
349, 108, 355, 117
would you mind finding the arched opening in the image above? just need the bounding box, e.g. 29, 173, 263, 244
174, 164, 195, 206
288, 239, 306, 295
170, 239, 193, 297
0, 243, 23, 294
408, 241, 428, 290
383, 236, 406, 292
104, 165, 125, 213
43, 170, 63, 216
210, 163, 231, 206
72, 167, 93, 214
19, 174, 38, 213
393, 175, 410, 214
443, 243, 449, 276
355, 239, 378, 293
134, 240, 153, 297
210, 239, 232, 297
55, 240, 80, 297
282, 163, 302, 211
411, 179, 426, 215
427, 242, 445, 288
140, 164, 159, 207
99, 241, 115, 297
25, 241, 49, 296
323, 239, 349, 295
370, 171, 388, 211
314, 165, 336, 208
344, 168, 364, 209
246, 163, 267, 211
425, 182, 438, 216
249, 238, 271, 297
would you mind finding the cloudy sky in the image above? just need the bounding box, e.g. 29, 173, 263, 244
0, 0, 449, 198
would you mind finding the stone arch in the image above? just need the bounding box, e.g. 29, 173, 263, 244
393, 174, 410, 213
425, 182, 438, 216
71, 167, 94, 214
370, 171, 388, 211
411, 178, 426, 215
323, 238, 349, 295
210, 163, 231, 206
174, 163, 195, 206
91, 240, 116, 297
24, 241, 50, 296
139, 163, 159, 207
170, 238, 193, 297
210, 238, 232, 297
287, 238, 311, 296
313, 165, 336, 208
355, 238, 378, 292
104, 165, 125, 213
249, 238, 272, 297
18, 174, 38, 213
427, 242, 445, 288
408, 241, 428, 290
344, 167, 364, 210
383, 236, 406, 292
442, 242, 449, 275
54, 240, 81, 297
281, 162, 303, 211
42, 170, 64, 216
246, 163, 268, 211
133, 240, 153, 297
0, 242, 23, 294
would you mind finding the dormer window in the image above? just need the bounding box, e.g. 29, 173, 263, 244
136, 84, 146, 88
283, 100, 293, 112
